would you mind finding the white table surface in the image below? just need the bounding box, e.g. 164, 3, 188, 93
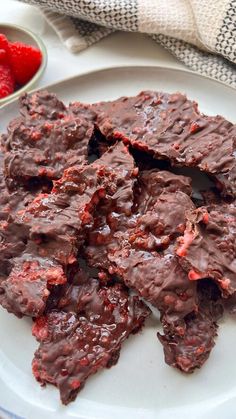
3, 0, 186, 88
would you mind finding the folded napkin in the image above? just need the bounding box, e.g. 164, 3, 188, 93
21, 0, 236, 87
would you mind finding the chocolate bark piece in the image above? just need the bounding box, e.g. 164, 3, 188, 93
16, 141, 135, 265
2, 92, 97, 186
20, 91, 67, 120
110, 247, 197, 325
176, 202, 236, 296
3, 113, 94, 183
87, 169, 193, 264
97, 140, 137, 215
0, 144, 135, 318
0, 254, 66, 317
84, 140, 137, 270
86, 169, 197, 324
158, 280, 223, 373
0, 145, 53, 279
16, 164, 109, 264
133, 169, 192, 213
32, 273, 150, 405
0, 162, 107, 317
94, 90, 236, 197
68, 101, 97, 122
107, 192, 197, 323
0, 150, 44, 220
0, 152, 50, 282
84, 139, 138, 269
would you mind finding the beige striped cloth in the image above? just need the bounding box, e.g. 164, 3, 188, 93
21, 0, 236, 87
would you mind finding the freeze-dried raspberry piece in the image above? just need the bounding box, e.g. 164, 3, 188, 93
176, 202, 236, 296
94, 90, 236, 197
32, 274, 150, 404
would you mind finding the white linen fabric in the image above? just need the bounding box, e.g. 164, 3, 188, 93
21, 0, 236, 87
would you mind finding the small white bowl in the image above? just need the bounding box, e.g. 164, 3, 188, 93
0, 23, 47, 106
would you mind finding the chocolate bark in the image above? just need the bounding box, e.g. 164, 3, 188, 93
93, 91, 236, 197
176, 202, 236, 295
86, 169, 198, 325
0, 143, 131, 317
2, 91, 97, 186
32, 270, 150, 404
158, 280, 223, 372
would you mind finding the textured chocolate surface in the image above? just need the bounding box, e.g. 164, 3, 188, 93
0, 150, 50, 220
93, 90, 236, 197
0, 254, 66, 317
86, 169, 198, 325
19, 91, 67, 120
158, 280, 223, 372
1, 88, 236, 404
0, 144, 129, 317
1, 92, 96, 186
32, 270, 150, 404
176, 202, 236, 295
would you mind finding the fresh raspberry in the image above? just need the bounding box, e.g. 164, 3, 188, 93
0, 63, 15, 98
9, 41, 42, 85
0, 34, 10, 65
0, 49, 7, 63
0, 34, 10, 52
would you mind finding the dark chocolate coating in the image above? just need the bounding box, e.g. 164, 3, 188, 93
32, 272, 150, 404
0, 150, 48, 220
0, 158, 93, 315
86, 169, 198, 324
19, 91, 67, 120
158, 280, 223, 372
2, 92, 97, 186
93, 90, 236, 197
176, 202, 236, 295
1, 88, 236, 403
0, 142, 135, 318
0, 254, 66, 317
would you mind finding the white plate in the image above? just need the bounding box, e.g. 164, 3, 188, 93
0, 66, 236, 419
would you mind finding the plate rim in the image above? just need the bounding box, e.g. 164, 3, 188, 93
1, 64, 236, 419
0, 64, 235, 111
